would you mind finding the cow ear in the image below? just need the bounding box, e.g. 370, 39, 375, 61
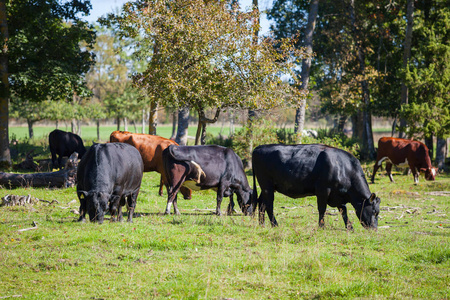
369, 193, 376, 203
419, 168, 428, 173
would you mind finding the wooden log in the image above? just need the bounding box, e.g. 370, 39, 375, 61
0, 153, 78, 188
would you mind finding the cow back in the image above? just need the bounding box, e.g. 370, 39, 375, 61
77, 143, 144, 195
110, 131, 177, 173
252, 144, 371, 201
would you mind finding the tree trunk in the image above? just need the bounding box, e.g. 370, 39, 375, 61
0, 0, 11, 168
398, 0, 414, 138
175, 106, 190, 145
435, 137, 447, 170
294, 0, 319, 137
96, 120, 100, 141
351, 112, 364, 141
170, 110, 177, 140
124, 117, 128, 132
195, 108, 221, 145
348, 0, 375, 160
141, 109, 146, 134
336, 115, 348, 133
116, 117, 120, 131
148, 101, 158, 135
424, 135, 433, 160
27, 119, 34, 139
247, 0, 260, 139
0, 152, 79, 188
229, 111, 234, 136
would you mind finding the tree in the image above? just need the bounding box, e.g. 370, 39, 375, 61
86, 25, 148, 135
397, 0, 414, 138
399, 0, 450, 168
0, 0, 10, 168
294, 0, 319, 137
105, 0, 306, 145
1, 0, 95, 160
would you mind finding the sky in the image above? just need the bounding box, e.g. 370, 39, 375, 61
83, 0, 273, 34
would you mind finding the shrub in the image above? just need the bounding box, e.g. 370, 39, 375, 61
227, 120, 360, 168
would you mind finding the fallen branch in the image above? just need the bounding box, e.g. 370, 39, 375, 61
17, 221, 38, 232
0, 153, 78, 189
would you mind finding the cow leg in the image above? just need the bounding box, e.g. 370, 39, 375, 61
117, 204, 123, 222
215, 184, 231, 216
126, 194, 137, 223
158, 176, 164, 197
165, 191, 181, 215
226, 194, 236, 215
410, 165, 419, 184
78, 199, 87, 223
57, 155, 63, 170
316, 189, 330, 228
109, 197, 120, 222
172, 195, 181, 215
51, 150, 58, 169
259, 188, 277, 227
386, 162, 394, 182
339, 204, 353, 230
371, 161, 381, 183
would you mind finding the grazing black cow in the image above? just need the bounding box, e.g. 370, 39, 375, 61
252, 144, 380, 229
49, 129, 86, 169
76, 143, 144, 224
162, 145, 252, 216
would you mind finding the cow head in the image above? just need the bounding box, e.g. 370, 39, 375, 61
78, 191, 110, 224
421, 167, 437, 181
359, 193, 381, 229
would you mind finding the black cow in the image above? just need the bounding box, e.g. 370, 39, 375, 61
49, 129, 87, 169
252, 144, 380, 229
162, 145, 252, 216
76, 143, 144, 224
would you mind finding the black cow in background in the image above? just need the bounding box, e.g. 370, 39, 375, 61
252, 144, 380, 229
163, 145, 253, 216
49, 129, 86, 169
77, 143, 144, 224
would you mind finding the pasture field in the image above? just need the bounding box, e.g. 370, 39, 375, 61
9, 125, 236, 143
0, 168, 449, 299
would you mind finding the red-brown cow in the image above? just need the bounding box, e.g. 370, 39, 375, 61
109, 131, 191, 199
371, 137, 437, 184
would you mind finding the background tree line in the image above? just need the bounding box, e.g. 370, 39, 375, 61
0, 0, 449, 170
267, 0, 449, 166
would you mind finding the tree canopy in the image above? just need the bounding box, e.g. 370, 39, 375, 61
7, 0, 96, 102
103, 0, 308, 144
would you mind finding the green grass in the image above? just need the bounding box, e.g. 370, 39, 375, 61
9, 125, 236, 143
1, 165, 449, 299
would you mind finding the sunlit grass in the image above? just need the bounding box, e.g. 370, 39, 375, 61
1, 171, 449, 299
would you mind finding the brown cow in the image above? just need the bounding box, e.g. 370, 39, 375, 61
371, 137, 437, 184
109, 131, 191, 199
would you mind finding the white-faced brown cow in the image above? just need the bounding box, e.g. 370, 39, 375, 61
371, 137, 437, 184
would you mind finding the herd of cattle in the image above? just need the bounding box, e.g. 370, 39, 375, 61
47, 129, 437, 230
